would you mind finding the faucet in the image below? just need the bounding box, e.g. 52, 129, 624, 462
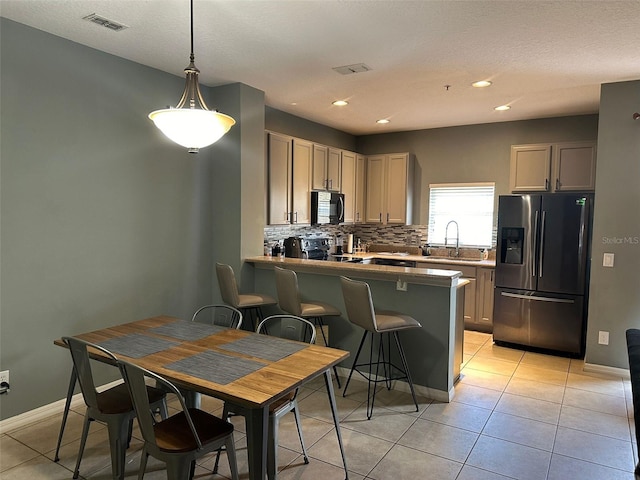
445, 220, 460, 257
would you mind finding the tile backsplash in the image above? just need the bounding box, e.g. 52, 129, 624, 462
264, 224, 427, 247
264, 223, 497, 254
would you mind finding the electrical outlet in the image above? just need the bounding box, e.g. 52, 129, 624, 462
0, 370, 9, 385
598, 331, 610, 345
396, 279, 408, 291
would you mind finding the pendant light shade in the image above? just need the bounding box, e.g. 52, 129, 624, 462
149, 106, 235, 152
149, 0, 235, 153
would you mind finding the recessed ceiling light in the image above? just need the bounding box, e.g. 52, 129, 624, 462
494, 105, 511, 111
332, 100, 348, 106
376, 119, 390, 124
472, 80, 492, 88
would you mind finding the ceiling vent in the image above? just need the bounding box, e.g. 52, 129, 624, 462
332, 63, 372, 75
82, 13, 128, 32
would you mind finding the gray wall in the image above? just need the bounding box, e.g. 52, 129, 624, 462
0, 19, 253, 419
585, 80, 640, 369
210, 83, 267, 295
265, 106, 357, 151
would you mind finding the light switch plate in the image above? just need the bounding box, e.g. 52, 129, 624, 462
598, 331, 610, 345
603, 253, 615, 267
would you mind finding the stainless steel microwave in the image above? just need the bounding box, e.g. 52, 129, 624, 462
311, 191, 345, 225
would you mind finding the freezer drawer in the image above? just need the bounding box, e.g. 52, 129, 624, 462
493, 288, 585, 355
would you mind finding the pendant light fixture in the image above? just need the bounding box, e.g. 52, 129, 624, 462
148, 0, 235, 153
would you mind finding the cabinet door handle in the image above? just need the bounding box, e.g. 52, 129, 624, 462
294, 211, 298, 223
386, 213, 390, 222
379, 212, 382, 222
545, 178, 549, 190
356, 212, 360, 222
285, 211, 288, 222
329, 179, 332, 190
556, 178, 560, 190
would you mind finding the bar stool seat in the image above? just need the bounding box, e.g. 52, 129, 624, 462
373, 311, 421, 331
299, 301, 341, 317
216, 263, 277, 330
340, 276, 421, 419
274, 266, 342, 387
237, 293, 278, 308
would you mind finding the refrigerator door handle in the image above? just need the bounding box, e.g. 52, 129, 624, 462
500, 292, 575, 304
532, 210, 539, 277
539, 210, 546, 278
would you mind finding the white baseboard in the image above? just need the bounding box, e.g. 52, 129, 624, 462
583, 362, 630, 379
0, 380, 121, 434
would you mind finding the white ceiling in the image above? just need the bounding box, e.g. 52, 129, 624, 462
2, 0, 640, 135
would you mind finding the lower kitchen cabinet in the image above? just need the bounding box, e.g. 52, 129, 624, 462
476, 268, 495, 331
416, 262, 494, 333
463, 278, 477, 327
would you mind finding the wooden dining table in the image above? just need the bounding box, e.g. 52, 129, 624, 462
54, 315, 350, 480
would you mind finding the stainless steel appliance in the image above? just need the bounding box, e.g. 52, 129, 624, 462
311, 191, 345, 225
284, 237, 330, 260
493, 194, 592, 356
302, 237, 330, 260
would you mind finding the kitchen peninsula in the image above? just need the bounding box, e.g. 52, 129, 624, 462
245, 255, 469, 401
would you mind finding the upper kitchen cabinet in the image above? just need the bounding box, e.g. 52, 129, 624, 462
510, 142, 596, 193
267, 133, 312, 225
355, 154, 367, 223
268, 132, 292, 225
365, 153, 413, 224
311, 144, 341, 191
552, 141, 597, 191
292, 139, 313, 224
341, 151, 367, 224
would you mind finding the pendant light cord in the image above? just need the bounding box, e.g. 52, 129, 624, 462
190, 0, 195, 63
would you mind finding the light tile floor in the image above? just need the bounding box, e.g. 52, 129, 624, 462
1, 331, 638, 479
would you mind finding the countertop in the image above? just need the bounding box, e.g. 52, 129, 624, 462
245, 255, 476, 288
328, 252, 496, 268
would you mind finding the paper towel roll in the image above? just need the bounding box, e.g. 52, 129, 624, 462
347, 234, 354, 254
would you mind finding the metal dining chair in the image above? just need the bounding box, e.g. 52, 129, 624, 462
191, 303, 243, 329
274, 266, 342, 387
213, 314, 316, 479
216, 262, 277, 330
118, 360, 239, 480
62, 336, 168, 480
340, 276, 422, 419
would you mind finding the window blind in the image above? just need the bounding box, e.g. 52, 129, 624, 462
428, 183, 495, 248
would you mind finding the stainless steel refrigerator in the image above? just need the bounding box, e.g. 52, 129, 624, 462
493, 194, 592, 356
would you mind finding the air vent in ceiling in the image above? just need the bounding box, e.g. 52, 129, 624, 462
332, 63, 372, 75
82, 13, 128, 32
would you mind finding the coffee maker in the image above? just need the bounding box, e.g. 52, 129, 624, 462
283, 237, 304, 258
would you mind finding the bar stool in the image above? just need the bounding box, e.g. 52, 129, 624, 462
340, 276, 421, 419
274, 266, 342, 387
216, 262, 277, 330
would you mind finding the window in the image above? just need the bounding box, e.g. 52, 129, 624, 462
428, 183, 495, 248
